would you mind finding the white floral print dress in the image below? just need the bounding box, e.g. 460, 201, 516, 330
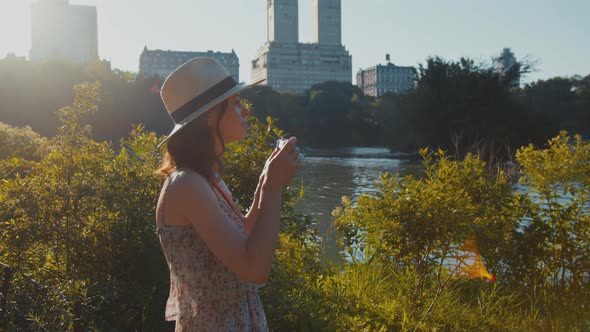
156, 171, 268, 331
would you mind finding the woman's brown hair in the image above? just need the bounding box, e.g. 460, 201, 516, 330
156, 101, 228, 181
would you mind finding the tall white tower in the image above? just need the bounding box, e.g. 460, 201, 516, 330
267, 0, 299, 43
312, 0, 341, 45
30, 0, 98, 63
496, 48, 519, 87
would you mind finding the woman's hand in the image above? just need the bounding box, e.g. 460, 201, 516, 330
249, 137, 300, 214
264, 136, 300, 190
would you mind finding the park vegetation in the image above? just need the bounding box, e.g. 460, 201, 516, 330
1, 55, 589, 154
0, 55, 589, 330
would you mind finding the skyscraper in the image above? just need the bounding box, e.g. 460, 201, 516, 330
267, 0, 298, 43
312, 0, 341, 45
30, 0, 98, 64
252, 0, 352, 94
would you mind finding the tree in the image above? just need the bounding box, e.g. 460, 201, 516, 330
240, 86, 306, 142
524, 77, 577, 127
0, 122, 47, 161
0, 82, 169, 330
382, 56, 555, 158
0, 57, 168, 142
304, 81, 378, 147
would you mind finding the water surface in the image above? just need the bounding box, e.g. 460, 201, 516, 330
294, 147, 423, 262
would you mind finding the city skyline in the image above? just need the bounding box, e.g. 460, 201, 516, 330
1, 0, 589, 84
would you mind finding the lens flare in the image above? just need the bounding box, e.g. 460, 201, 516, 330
452, 236, 495, 282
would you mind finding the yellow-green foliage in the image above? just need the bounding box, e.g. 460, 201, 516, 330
0, 122, 48, 180
514, 131, 590, 325
333, 149, 517, 275
0, 122, 47, 161
0, 83, 322, 331
1, 81, 589, 331
327, 136, 590, 331
312, 264, 542, 331
0, 82, 167, 330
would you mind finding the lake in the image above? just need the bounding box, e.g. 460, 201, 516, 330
293, 147, 424, 262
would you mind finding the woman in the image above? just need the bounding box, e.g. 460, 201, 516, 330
155, 57, 300, 331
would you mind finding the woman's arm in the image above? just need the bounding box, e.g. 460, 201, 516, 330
244, 145, 281, 235
244, 172, 264, 236
168, 140, 298, 284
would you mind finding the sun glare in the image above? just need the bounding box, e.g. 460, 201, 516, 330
0, 0, 31, 55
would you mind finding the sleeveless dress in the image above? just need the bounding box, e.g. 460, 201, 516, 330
156, 171, 268, 331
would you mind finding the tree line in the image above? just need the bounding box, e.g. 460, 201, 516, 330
1, 55, 588, 157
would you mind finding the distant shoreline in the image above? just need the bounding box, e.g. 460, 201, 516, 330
302, 146, 420, 160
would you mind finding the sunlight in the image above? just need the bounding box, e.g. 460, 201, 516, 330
0, 0, 32, 56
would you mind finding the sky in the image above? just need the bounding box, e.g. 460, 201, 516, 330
1, 0, 589, 84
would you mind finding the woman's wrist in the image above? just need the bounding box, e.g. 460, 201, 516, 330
261, 180, 282, 196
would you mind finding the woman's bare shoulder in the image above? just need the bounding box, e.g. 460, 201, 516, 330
166, 170, 215, 206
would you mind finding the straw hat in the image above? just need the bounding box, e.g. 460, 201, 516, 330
158, 57, 264, 147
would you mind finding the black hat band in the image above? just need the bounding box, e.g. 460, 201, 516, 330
171, 76, 237, 123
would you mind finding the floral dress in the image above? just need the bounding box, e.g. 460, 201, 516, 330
156, 171, 268, 331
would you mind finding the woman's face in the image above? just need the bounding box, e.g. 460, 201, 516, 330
211, 94, 250, 143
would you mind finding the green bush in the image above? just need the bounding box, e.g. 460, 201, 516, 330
0, 122, 47, 161
1, 80, 588, 331
513, 132, 590, 328
329, 134, 590, 330
0, 82, 168, 330
0, 83, 321, 331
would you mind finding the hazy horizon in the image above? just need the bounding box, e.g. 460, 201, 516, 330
1, 0, 589, 84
